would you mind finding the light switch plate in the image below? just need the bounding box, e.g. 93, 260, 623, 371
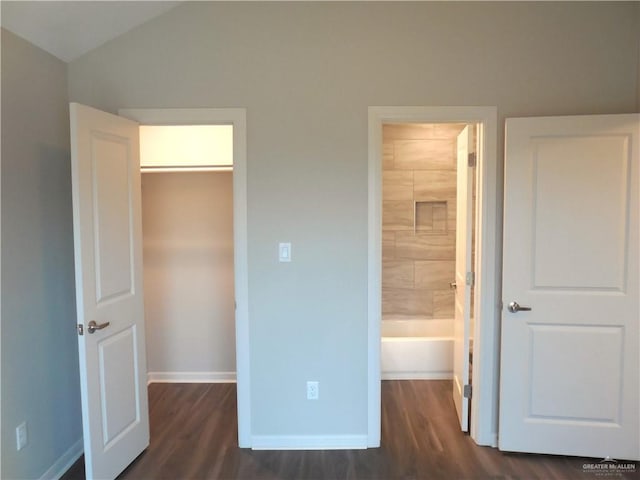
279, 242, 291, 262
16, 422, 27, 451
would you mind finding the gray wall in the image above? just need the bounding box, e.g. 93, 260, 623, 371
65, 1, 640, 440
1, 29, 81, 478
141, 171, 236, 377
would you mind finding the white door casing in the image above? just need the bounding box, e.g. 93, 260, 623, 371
367, 106, 499, 447
453, 125, 474, 432
499, 114, 639, 460
118, 107, 250, 447
71, 103, 150, 479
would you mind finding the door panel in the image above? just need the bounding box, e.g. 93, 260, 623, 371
98, 327, 139, 447
527, 325, 622, 421
92, 134, 134, 301
499, 114, 639, 460
452, 125, 473, 432
532, 136, 628, 289
71, 103, 149, 479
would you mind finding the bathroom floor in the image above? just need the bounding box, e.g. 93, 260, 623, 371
61, 381, 630, 479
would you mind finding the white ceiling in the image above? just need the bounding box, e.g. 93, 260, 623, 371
1, 1, 183, 63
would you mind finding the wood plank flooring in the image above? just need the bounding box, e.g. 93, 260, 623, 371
61, 381, 637, 479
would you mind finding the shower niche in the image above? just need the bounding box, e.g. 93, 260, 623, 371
415, 200, 449, 234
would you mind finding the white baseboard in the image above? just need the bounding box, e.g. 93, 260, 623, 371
39, 437, 83, 480
147, 371, 236, 383
381, 372, 452, 380
251, 435, 368, 450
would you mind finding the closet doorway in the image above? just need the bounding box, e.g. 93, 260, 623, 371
120, 108, 251, 447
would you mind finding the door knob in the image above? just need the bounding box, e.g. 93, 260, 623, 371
449, 282, 457, 290
507, 301, 532, 313
87, 320, 110, 334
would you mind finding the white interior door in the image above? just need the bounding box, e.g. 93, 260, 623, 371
500, 114, 639, 460
452, 125, 474, 432
70, 103, 150, 479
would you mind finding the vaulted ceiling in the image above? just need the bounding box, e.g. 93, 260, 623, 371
1, 1, 182, 62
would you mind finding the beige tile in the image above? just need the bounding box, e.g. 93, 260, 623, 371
445, 195, 457, 223
382, 260, 414, 289
432, 202, 449, 233
395, 231, 455, 260
414, 260, 455, 290
382, 288, 433, 316
415, 202, 433, 231
383, 124, 437, 141
433, 123, 466, 139
414, 170, 457, 201
383, 171, 413, 201
382, 123, 468, 141
415, 201, 449, 234
418, 196, 457, 233
382, 232, 396, 260
383, 143, 394, 170
382, 201, 414, 231
433, 290, 455, 318
394, 139, 455, 170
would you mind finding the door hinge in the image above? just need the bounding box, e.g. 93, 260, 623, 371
77, 324, 84, 336
466, 271, 475, 286
468, 152, 477, 168
463, 384, 472, 399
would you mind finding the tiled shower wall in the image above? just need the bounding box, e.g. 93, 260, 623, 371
382, 123, 466, 321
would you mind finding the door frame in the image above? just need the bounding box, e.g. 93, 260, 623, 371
119, 108, 251, 447
367, 106, 499, 447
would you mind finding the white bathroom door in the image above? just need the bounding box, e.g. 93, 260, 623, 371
70, 103, 150, 479
500, 114, 639, 460
452, 125, 474, 432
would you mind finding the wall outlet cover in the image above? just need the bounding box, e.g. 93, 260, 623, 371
307, 381, 319, 400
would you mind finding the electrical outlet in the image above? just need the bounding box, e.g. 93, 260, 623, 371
307, 381, 319, 400
16, 422, 27, 451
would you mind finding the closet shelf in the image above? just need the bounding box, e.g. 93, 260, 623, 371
141, 165, 233, 173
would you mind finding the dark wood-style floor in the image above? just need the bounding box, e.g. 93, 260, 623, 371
61, 381, 636, 479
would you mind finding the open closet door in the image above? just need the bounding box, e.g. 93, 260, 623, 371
452, 125, 474, 431
70, 103, 150, 479
500, 114, 639, 460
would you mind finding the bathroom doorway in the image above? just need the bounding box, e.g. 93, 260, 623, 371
367, 106, 499, 448
379, 121, 477, 431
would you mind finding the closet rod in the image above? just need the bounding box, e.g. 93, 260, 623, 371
141, 166, 233, 173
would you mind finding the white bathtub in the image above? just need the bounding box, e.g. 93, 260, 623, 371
381, 319, 453, 380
